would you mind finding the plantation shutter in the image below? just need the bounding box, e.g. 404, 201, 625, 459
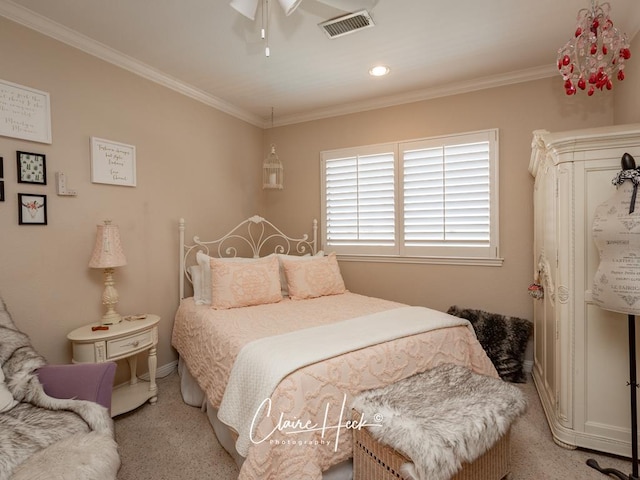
320, 130, 498, 261
401, 131, 496, 258
322, 145, 397, 255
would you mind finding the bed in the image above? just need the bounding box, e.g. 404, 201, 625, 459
171, 215, 498, 480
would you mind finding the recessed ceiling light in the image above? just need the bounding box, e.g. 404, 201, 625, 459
369, 65, 390, 77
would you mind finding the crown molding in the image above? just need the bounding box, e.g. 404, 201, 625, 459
0, 0, 558, 130
0, 0, 265, 127
272, 65, 558, 127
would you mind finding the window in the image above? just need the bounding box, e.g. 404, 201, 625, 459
321, 130, 500, 265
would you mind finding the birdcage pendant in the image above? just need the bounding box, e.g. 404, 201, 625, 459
263, 144, 283, 189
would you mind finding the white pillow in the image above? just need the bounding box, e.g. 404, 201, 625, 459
276, 251, 324, 296
196, 251, 213, 305
189, 265, 204, 304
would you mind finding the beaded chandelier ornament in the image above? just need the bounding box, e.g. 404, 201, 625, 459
557, 1, 631, 96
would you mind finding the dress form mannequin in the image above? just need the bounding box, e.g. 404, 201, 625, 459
592, 165, 640, 315
589, 153, 640, 480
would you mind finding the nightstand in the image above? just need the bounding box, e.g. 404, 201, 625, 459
67, 314, 159, 417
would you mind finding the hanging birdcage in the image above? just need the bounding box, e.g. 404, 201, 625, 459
262, 144, 283, 190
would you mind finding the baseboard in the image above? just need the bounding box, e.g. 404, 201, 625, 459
114, 360, 178, 388
140, 360, 178, 381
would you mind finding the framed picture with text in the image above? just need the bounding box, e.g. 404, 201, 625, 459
17, 151, 46, 185
0, 79, 52, 144
90, 137, 136, 187
18, 193, 47, 225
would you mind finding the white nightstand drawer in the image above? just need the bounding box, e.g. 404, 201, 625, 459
106, 329, 152, 358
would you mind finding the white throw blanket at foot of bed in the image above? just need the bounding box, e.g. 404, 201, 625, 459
217, 306, 470, 457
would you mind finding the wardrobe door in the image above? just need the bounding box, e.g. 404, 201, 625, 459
532, 156, 559, 423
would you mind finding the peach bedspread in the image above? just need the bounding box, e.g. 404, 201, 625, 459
171, 292, 497, 480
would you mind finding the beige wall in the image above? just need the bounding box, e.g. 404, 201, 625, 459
0, 14, 627, 376
263, 77, 614, 320
614, 33, 640, 124
0, 17, 263, 376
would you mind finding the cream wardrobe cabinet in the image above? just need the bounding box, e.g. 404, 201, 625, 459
529, 124, 640, 457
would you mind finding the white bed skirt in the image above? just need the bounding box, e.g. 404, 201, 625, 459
177, 358, 352, 480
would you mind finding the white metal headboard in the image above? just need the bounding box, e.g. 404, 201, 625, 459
179, 215, 318, 300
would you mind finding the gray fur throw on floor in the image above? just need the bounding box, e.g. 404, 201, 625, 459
0, 298, 115, 480
352, 363, 527, 480
447, 306, 532, 383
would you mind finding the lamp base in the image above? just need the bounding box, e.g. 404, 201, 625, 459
100, 267, 122, 325
101, 311, 122, 325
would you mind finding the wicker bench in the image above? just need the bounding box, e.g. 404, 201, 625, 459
351, 364, 525, 480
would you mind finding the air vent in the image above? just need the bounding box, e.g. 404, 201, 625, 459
318, 10, 375, 39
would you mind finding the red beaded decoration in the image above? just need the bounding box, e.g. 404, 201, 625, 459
557, 2, 630, 96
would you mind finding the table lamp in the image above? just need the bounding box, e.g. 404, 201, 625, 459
89, 220, 127, 325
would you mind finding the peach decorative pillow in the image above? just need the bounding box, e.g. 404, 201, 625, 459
281, 252, 346, 300
276, 251, 324, 296
210, 255, 282, 309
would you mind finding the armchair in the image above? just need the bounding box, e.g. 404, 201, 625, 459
0, 297, 120, 479
36, 362, 116, 413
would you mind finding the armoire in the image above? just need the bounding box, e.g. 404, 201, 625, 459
529, 123, 640, 457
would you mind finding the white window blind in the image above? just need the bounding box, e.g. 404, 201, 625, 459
322, 145, 396, 255
402, 138, 490, 249
321, 130, 499, 263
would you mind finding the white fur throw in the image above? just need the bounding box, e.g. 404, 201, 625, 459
0, 298, 115, 479
352, 363, 527, 480
10, 432, 120, 480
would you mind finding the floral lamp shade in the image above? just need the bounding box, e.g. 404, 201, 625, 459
89, 221, 127, 268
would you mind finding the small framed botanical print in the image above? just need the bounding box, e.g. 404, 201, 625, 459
18, 193, 47, 225
17, 151, 46, 185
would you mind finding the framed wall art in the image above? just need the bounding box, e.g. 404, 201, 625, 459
0, 181, 4, 202
0, 156, 3, 178
90, 137, 136, 187
17, 151, 46, 185
0, 79, 52, 144
18, 193, 47, 225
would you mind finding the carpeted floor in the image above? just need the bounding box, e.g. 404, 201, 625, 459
114, 370, 634, 480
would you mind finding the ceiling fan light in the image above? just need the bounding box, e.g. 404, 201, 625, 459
230, 0, 260, 20
278, 0, 302, 16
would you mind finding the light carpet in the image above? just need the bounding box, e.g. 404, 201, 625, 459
115, 371, 634, 480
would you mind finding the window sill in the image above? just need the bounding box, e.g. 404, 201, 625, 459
335, 254, 504, 267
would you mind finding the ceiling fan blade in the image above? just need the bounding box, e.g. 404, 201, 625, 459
230, 0, 260, 20
279, 0, 303, 16
315, 0, 378, 11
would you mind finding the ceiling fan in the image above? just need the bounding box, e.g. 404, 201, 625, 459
230, 0, 378, 21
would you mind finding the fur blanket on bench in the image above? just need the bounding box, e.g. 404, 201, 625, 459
0, 299, 117, 480
352, 363, 526, 480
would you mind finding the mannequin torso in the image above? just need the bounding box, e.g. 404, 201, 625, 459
592, 181, 640, 315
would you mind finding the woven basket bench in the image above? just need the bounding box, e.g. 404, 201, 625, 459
352, 412, 511, 480
351, 364, 525, 480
